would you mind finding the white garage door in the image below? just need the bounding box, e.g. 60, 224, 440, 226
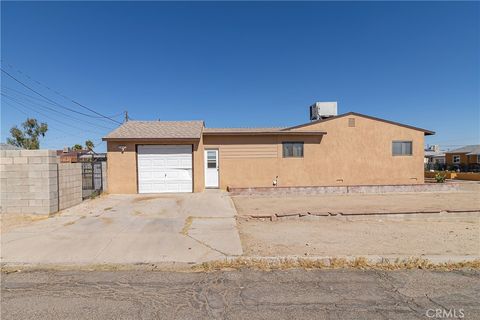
137, 145, 193, 193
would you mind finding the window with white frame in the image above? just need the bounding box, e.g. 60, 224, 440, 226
392, 141, 412, 156
453, 155, 461, 164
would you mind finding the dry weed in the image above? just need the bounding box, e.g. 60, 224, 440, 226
193, 257, 480, 272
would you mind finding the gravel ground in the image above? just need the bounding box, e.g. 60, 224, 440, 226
238, 214, 480, 256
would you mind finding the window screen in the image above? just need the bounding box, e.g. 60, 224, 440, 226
207, 150, 217, 168
392, 141, 412, 156
282, 142, 304, 158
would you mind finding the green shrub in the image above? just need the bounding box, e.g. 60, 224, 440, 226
435, 172, 446, 183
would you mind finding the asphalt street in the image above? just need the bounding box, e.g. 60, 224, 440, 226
2, 269, 479, 320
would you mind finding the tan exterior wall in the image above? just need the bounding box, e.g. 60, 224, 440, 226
106, 139, 203, 194
445, 153, 479, 166
204, 115, 425, 190
445, 153, 468, 165
106, 115, 427, 193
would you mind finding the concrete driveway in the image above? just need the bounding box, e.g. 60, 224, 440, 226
1, 191, 243, 266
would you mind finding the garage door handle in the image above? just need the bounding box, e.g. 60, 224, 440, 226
165, 173, 167, 178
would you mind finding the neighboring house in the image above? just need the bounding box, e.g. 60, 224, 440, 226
445, 145, 480, 171
103, 103, 434, 194
57, 148, 107, 163
57, 148, 84, 163
424, 144, 445, 170
78, 152, 107, 162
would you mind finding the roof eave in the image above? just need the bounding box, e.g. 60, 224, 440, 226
202, 131, 327, 136
102, 137, 201, 141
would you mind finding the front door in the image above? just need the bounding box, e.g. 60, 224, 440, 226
204, 149, 219, 188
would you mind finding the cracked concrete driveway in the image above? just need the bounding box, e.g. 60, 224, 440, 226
1, 191, 243, 265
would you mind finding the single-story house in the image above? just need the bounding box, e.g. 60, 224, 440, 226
103, 106, 434, 193
445, 145, 480, 169
424, 144, 445, 170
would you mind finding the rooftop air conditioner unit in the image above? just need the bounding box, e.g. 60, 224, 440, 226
310, 102, 338, 121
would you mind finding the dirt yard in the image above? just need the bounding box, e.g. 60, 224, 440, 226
238, 215, 479, 256
233, 183, 480, 257
232, 182, 480, 216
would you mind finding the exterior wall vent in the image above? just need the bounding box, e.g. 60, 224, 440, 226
309, 102, 338, 121
348, 118, 356, 127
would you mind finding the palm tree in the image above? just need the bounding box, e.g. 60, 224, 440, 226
85, 140, 94, 151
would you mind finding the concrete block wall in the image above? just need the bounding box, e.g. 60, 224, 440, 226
102, 161, 108, 192
58, 163, 82, 210
227, 183, 460, 196
1, 150, 59, 214
1, 150, 84, 215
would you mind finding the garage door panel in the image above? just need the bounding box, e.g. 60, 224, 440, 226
165, 180, 192, 193
151, 159, 166, 166
137, 145, 192, 193
139, 182, 166, 194
164, 169, 192, 180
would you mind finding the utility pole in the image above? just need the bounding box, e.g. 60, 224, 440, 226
124, 110, 129, 123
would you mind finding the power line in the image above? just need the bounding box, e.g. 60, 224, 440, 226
3, 101, 102, 142
2, 62, 127, 120
2, 95, 106, 135
4, 102, 104, 151
3, 86, 126, 119
1, 68, 122, 125
1, 91, 115, 130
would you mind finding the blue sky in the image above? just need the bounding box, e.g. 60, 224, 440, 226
1, 1, 479, 152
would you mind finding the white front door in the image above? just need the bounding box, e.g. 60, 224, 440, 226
204, 149, 219, 188
137, 145, 192, 193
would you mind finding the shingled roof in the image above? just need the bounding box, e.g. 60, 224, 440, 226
446, 145, 480, 155
203, 127, 286, 133
103, 121, 204, 140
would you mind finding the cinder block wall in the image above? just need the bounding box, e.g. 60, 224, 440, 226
0, 150, 84, 215
1, 150, 59, 214
101, 161, 108, 192
58, 163, 82, 210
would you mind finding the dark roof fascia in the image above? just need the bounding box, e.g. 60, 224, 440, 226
283, 112, 435, 136
444, 151, 470, 154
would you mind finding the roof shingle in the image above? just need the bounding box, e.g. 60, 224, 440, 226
203, 127, 286, 133
103, 121, 204, 140
446, 145, 480, 155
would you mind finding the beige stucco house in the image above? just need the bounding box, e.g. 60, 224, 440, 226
103, 109, 434, 194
